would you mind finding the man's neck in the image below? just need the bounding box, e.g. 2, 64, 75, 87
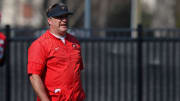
49, 29, 66, 37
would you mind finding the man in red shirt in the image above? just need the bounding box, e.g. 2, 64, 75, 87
27, 3, 85, 101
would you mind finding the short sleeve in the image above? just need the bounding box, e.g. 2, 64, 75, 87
27, 41, 47, 76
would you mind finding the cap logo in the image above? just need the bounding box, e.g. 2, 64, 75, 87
61, 6, 65, 10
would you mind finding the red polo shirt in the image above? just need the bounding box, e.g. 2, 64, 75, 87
27, 30, 85, 101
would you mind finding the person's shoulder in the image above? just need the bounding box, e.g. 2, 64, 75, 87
30, 31, 50, 48
67, 33, 80, 44
29, 38, 42, 49
38, 31, 50, 41
34, 30, 51, 43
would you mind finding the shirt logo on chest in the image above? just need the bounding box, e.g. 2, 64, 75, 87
54, 88, 61, 93
72, 44, 77, 48
55, 47, 60, 51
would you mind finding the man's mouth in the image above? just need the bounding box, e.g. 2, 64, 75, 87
61, 24, 67, 26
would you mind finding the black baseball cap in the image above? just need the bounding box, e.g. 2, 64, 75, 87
47, 3, 73, 18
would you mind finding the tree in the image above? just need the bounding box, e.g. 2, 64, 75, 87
151, 0, 176, 37
175, 0, 180, 28
151, 0, 176, 28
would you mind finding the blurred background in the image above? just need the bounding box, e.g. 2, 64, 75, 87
0, 0, 180, 28
0, 0, 179, 38
0, 0, 180, 101
0, 0, 179, 36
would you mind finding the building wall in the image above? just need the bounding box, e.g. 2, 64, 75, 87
1, 0, 44, 28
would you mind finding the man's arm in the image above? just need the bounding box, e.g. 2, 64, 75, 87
29, 74, 50, 101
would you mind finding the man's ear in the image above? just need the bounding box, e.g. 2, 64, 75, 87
47, 18, 52, 25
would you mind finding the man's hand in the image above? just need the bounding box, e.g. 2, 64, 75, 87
29, 74, 50, 101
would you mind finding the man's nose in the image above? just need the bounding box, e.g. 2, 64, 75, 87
61, 18, 67, 22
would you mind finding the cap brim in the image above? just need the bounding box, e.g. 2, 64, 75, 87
48, 11, 73, 18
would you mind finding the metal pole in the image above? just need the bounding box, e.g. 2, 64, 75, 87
84, 0, 91, 37
131, 0, 137, 29
131, 0, 137, 38
137, 24, 143, 101
131, 0, 142, 38
5, 25, 11, 101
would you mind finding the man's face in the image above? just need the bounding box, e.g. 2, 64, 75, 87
48, 15, 68, 34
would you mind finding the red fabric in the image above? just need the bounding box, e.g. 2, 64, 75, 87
28, 30, 85, 101
0, 32, 6, 61
0, 32, 6, 42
